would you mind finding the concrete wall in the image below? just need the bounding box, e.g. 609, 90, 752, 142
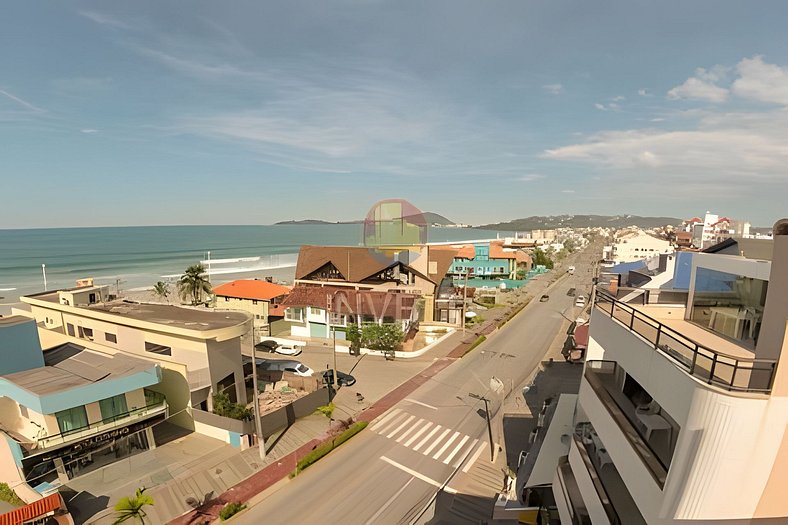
756, 229, 788, 364
215, 297, 270, 331
258, 387, 330, 438
206, 338, 247, 405
0, 319, 44, 375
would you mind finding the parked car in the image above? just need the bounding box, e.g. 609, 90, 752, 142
259, 337, 305, 356
540, 294, 550, 302
322, 369, 357, 387
575, 295, 586, 308
245, 357, 314, 377
256, 339, 303, 356
567, 287, 576, 297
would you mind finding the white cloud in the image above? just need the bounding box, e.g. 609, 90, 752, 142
561, 189, 576, 194
732, 55, 788, 105
594, 103, 606, 111
611, 95, 626, 102
542, 83, 563, 95
79, 11, 132, 30
517, 174, 546, 182
638, 89, 650, 97
595, 102, 620, 112
667, 68, 729, 103
80, 129, 100, 134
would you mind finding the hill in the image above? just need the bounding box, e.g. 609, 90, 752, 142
477, 214, 682, 230
275, 211, 455, 226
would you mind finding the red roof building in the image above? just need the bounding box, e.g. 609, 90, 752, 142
212, 279, 290, 301
212, 279, 290, 336
0, 493, 68, 525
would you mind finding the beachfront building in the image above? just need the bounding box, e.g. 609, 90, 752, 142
0, 316, 166, 491
21, 286, 252, 419
280, 285, 419, 340
447, 240, 532, 284
513, 220, 788, 524
212, 279, 290, 337
602, 230, 672, 265
290, 245, 459, 325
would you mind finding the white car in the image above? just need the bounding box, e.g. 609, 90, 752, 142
258, 337, 305, 356
575, 295, 586, 308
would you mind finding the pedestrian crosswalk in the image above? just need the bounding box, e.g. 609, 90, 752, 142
370, 408, 486, 468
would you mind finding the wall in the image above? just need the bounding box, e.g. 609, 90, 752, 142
258, 387, 330, 438
0, 319, 44, 375
755, 231, 788, 364
216, 297, 269, 331
206, 337, 247, 405
0, 433, 25, 486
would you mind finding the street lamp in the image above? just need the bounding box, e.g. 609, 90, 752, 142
469, 392, 495, 461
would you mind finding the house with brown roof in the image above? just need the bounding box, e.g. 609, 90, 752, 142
289, 245, 459, 328
212, 279, 290, 337
447, 240, 533, 281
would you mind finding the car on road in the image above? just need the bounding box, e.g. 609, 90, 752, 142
322, 369, 357, 387
567, 287, 576, 297
575, 295, 586, 308
540, 294, 550, 302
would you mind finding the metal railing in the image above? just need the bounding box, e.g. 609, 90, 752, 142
572, 429, 621, 525
594, 289, 776, 393
35, 395, 167, 450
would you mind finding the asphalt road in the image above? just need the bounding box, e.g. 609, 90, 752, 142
235, 246, 600, 525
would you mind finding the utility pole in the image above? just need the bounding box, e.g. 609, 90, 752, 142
251, 339, 265, 460
42, 264, 47, 291
469, 392, 494, 461
461, 269, 469, 333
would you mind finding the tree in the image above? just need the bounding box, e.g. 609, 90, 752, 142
152, 281, 170, 303
213, 392, 254, 421
177, 263, 212, 306
532, 248, 554, 269
113, 487, 154, 524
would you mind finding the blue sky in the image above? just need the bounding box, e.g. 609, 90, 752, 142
2, 1, 788, 228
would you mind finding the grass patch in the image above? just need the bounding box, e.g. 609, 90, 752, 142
0, 483, 25, 506
464, 335, 486, 355
219, 502, 247, 521
293, 421, 369, 476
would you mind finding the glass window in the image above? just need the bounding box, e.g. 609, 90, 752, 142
66, 324, 75, 337
55, 406, 88, 434
105, 333, 117, 343
145, 342, 172, 355
252, 300, 258, 305
285, 307, 304, 322
99, 394, 129, 423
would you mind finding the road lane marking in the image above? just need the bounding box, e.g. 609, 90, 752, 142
413, 425, 442, 452
432, 431, 460, 461
386, 415, 416, 439
403, 421, 433, 446
453, 438, 478, 468
462, 441, 488, 473
376, 412, 409, 435
396, 418, 425, 443
405, 398, 438, 410
443, 435, 470, 465
422, 428, 451, 456
364, 477, 414, 525
370, 408, 402, 431
380, 456, 457, 494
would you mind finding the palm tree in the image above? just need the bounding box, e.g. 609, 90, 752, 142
177, 263, 212, 306
152, 281, 170, 303
113, 487, 154, 524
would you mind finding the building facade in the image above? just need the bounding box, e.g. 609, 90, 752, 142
212, 279, 290, 337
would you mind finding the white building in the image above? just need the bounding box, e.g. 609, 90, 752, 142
513, 219, 788, 524
602, 231, 672, 265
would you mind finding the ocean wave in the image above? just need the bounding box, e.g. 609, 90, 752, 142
161, 262, 296, 278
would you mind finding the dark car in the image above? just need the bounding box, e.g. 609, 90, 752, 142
540, 294, 550, 302
567, 288, 576, 297
322, 369, 356, 387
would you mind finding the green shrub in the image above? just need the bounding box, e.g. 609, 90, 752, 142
0, 483, 24, 506
315, 402, 335, 418
465, 335, 486, 355
294, 421, 369, 474
219, 502, 247, 521
213, 392, 254, 421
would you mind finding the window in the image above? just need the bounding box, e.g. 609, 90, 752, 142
105, 333, 117, 343
329, 313, 346, 326
285, 307, 304, 322
83, 327, 94, 340
224, 297, 229, 302
99, 394, 129, 423
55, 406, 88, 435
308, 307, 322, 316
66, 323, 75, 337
89, 293, 97, 304
145, 342, 172, 356
252, 300, 258, 305
218, 372, 237, 403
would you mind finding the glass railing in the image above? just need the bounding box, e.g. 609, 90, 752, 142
594, 289, 776, 393
35, 396, 167, 451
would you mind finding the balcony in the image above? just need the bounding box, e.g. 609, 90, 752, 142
594, 289, 776, 393
584, 361, 670, 488
33, 392, 167, 452
555, 456, 592, 525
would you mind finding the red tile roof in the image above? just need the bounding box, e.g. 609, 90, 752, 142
212, 280, 290, 301
0, 494, 64, 525
574, 324, 589, 349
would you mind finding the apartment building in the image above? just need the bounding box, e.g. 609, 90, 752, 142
516, 219, 788, 524
21, 286, 252, 415
602, 231, 672, 265
0, 316, 166, 490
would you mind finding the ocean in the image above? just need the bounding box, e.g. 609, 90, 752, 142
0, 224, 511, 314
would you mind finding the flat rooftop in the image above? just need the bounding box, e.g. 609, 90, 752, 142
0, 315, 34, 327
1, 343, 156, 396
27, 291, 250, 331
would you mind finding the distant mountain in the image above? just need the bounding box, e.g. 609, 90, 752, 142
477, 214, 683, 230
275, 211, 456, 226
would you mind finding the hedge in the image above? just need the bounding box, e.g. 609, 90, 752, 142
464, 335, 486, 355
294, 421, 369, 475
